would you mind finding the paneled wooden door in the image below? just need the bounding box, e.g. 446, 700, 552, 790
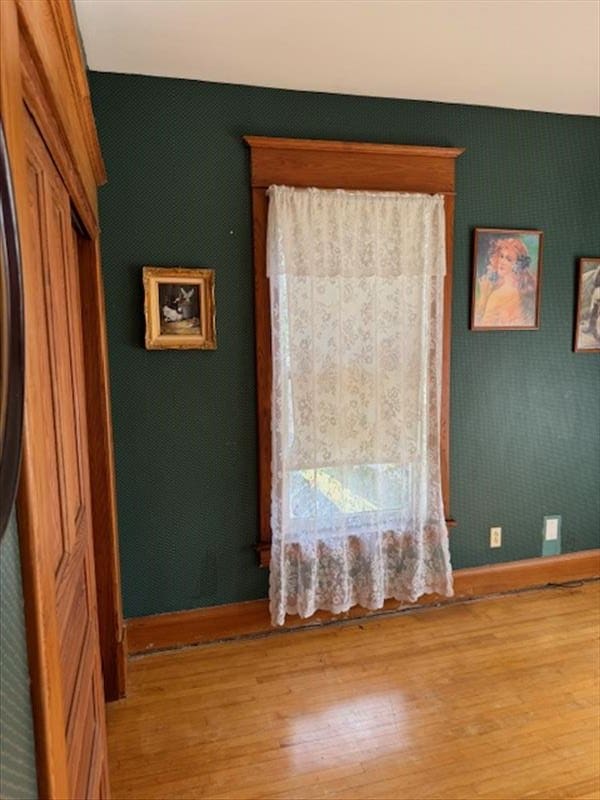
23, 109, 110, 798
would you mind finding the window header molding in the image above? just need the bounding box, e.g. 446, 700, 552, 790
244, 135, 464, 194
244, 136, 464, 567
243, 135, 465, 159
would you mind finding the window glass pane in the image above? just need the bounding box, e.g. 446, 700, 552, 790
289, 463, 411, 519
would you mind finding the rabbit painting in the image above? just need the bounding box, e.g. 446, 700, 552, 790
162, 303, 183, 323
176, 287, 195, 320
144, 268, 215, 350
157, 281, 202, 335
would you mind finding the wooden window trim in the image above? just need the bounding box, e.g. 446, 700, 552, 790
244, 136, 465, 568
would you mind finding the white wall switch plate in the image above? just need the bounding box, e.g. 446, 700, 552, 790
544, 518, 559, 540
542, 515, 562, 556
490, 526, 502, 548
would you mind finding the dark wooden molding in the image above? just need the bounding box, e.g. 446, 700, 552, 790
250, 187, 271, 560
441, 195, 455, 511
127, 549, 600, 655
255, 541, 271, 569
244, 135, 464, 564
244, 135, 464, 194
15, 0, 105, 185
244, 137, 465, 158
18, 14, 98, 237
46, 0, 106, 186
77, 236, 126, 700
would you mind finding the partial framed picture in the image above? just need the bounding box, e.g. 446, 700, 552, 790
471, 228, 543, 330
574, 258, 600, 353
143, 267, 216, 350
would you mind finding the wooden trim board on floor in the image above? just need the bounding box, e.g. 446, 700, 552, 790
127, 550, 600, 655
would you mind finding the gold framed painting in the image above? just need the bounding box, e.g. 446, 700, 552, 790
143, 267, 216, 350
574, 257, 600, 353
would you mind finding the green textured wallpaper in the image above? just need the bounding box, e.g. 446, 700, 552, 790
0, 510, 38, 799
88, 73, 600, 619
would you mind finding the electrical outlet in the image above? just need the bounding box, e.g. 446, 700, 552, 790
490, 526, 502, 548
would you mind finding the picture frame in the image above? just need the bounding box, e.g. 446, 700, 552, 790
471, 228, 544, 331
574, 257, 600, 353
143, 266, 216, 350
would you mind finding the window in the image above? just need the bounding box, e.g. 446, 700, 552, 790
245, 137, 463, 571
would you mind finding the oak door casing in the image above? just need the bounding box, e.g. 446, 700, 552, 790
24, 109, 110, 798
5, 0, 126, 704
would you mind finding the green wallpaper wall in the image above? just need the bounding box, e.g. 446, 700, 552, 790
0, 510, 38, 799
88, 73, 600, 619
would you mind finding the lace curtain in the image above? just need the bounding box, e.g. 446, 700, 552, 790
267, 185, 453, 626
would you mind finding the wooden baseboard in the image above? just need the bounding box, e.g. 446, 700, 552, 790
126, 549, 600, 656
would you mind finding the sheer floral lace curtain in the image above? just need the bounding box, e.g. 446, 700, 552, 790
267, 185, 453, 626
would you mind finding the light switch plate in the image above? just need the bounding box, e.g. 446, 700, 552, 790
542, 515, 561, 556
490, 526, 502, 548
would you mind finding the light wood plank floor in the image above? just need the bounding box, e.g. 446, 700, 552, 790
107, 582, 600, 800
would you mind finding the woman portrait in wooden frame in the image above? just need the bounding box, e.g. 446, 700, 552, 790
471, 228, 543, 330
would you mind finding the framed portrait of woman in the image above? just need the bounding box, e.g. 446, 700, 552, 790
471, 228, 543, 331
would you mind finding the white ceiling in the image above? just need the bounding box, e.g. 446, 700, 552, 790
75, 0, 600, 116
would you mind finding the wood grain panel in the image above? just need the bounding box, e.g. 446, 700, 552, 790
98, 764, 110, 800
19, 33, 98, 237
4, 6, 71, 793
2, 0, 121, 793
85, 542, 111, 797
245, 137, 464, 193
251, 149, 457, 193
68, 639, 101, 800
65, 632, 95, 793
57, 549, 90, 723
22, 108, 110, 798
14, 0, 126, 700
127, 549, 600, 654
44, 0, 105, 186
44, 167, 86, 542
24, 136, 66, 575
16, 0, 104, 207
75, 691, 97, 800
82, 712, 104, 800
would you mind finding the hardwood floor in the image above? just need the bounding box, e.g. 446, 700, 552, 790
107, 582, 600, 800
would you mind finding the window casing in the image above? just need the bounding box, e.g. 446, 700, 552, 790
245, 137, 464, 566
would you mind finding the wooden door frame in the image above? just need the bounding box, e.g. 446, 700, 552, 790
1, 0, 124, 792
